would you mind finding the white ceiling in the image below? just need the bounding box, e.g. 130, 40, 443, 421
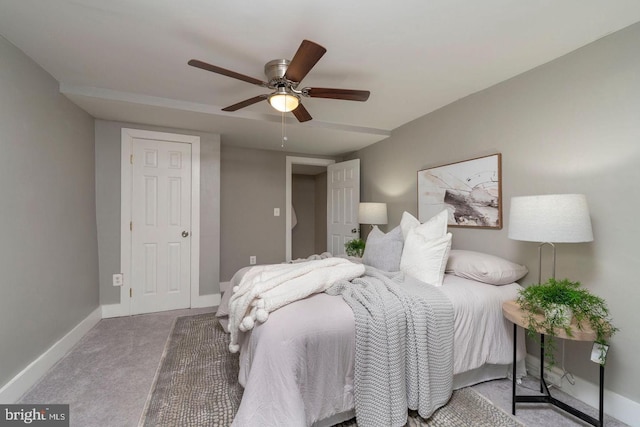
2, 1, 640, 156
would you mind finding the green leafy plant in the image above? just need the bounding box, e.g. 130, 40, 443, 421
344, 238, 365, 257
516, 278, 617, 365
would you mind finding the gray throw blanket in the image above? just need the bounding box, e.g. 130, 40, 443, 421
326, 267, 454, 427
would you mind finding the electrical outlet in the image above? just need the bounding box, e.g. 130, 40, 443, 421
112, 273, 123, 287
274, 208, 280, 216
249, 256, 257, 265
543, 368, 563, 388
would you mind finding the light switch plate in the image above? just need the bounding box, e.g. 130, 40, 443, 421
274, 208, 280, 216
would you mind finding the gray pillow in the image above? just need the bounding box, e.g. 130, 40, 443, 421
362, 225, 404, 272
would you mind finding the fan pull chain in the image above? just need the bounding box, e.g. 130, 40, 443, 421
281, 110, 288, 148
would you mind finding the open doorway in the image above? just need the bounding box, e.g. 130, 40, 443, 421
291, 166, 328, 259
285, 157, 335, 262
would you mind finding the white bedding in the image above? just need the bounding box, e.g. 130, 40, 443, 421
439, 274, 526, 375
227, 258, 365, 352
218, 271, 526, 426
235, 293, 355, 426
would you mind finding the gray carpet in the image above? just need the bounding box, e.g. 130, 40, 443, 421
140, 312, 524, 426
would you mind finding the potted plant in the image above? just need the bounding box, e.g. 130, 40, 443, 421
516, 278, 618, 365
344, 238, 365, 257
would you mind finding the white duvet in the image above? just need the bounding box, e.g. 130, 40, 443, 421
227, 258, 365, 352
219, 272, 526, 426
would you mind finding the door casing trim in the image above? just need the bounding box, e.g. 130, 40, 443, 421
119, 128, 200, 316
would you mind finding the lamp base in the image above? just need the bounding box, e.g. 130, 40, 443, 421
537, 242, 556, 284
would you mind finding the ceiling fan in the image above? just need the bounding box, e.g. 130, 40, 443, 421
188, 40, 370, 122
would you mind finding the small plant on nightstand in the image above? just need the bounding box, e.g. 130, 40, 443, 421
516, 278, 618, 365
344, 238, 365, 257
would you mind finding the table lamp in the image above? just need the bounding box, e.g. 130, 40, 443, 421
358, 202, 388, 229
508, 194, 593, 284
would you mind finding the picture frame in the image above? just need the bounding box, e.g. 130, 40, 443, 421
417, 153, 502, 229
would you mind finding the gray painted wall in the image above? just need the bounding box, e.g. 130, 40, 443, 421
220, 146, 287, 280
220, 146, 338, 280
0, 36, 98, 388
353, 23, 640, 403
95, 120, 220, 305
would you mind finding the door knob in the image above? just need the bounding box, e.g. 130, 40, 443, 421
181, 231, 189, 238
351, 228, 358, 234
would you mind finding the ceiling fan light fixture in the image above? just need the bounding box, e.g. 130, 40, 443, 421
189, 39, 369, 122
269, 90, 299, 113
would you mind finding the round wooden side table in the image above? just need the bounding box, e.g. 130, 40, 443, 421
502, 300, 605, 427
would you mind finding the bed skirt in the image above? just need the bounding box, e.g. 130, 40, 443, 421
312, 360, 526, 427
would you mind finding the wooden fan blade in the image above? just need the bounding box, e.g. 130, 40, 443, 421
188, 59, 267, 87
284, 40, 327, 83
222, 94, 268, 112
305, 88, 370, 102
292, 103, 312, 122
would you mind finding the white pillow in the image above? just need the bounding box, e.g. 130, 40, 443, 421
400, 232, 452, 286
400, 209, 448, 240
445, 250, 528, 285
413, 209, 448, 240
400, 211, 420, 240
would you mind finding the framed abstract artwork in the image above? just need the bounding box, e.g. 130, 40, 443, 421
417, 153, 502, 229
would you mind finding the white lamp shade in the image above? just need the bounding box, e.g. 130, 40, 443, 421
508, 194, 593, 243
358, 202, 388, 225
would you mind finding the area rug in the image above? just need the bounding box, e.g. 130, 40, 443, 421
140, 313, 524, 427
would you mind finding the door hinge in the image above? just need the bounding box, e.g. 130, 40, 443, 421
130, 288, 132, 298
130, 221, 132, 231
130, 154, 133, 164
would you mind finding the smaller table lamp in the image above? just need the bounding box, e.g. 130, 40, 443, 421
358, 202, 388, 229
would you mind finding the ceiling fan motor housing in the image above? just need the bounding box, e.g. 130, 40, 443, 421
264, 59, 291, 86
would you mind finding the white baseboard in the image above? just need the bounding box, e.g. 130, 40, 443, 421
192, 293, 220, 308
525, 354, 640, 427
220, 281, 231, 294
101, 301, 129, 318
101, 293, 221, 318
0, 307, 102, 403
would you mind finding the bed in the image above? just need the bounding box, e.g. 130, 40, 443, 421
216, 212, 528, 427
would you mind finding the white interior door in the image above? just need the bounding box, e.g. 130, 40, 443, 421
131, 138, 192, 314
327, 159, 360, 255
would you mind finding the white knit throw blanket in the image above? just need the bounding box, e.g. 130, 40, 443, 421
326, 267, 455, 427
227, 257, 365, 352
